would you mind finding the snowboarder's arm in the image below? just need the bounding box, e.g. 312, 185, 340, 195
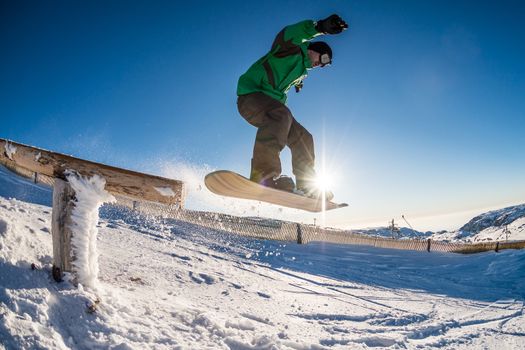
269, 20, 320, 57
270, 16, 348, 53
277, 20, 320, 47
269, 20, 320, 56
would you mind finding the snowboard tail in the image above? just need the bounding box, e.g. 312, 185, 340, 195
205, 170, 348, 212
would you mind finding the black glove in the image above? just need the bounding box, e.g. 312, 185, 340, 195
316, 14, 348, 34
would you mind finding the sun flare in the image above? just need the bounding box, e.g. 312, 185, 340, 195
314, 172, 334, 191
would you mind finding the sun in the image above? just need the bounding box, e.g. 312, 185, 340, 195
314, 171, 334, 191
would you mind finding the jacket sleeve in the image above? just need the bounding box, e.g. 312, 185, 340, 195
270, 20, 322, 53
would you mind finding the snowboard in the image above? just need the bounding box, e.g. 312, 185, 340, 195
204, 170, 348, 212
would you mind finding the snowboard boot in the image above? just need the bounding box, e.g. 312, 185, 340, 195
261, 175, 295, 193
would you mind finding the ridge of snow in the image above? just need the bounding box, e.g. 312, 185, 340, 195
4, 141, 17, 160
154, 186, 176, 197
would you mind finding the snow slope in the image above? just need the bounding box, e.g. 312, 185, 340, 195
1, 166, 524, 349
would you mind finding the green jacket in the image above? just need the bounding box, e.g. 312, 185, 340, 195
237, 20, 322, 104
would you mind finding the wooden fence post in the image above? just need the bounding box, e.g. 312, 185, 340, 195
297, 224, 303, 244
51, 178, 76, 282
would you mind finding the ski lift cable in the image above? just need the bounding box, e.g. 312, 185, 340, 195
401, 214, 414, 230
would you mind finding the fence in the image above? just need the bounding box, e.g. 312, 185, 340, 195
111, 196, 525, 255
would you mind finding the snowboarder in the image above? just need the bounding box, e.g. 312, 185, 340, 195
237, 14, 348, 200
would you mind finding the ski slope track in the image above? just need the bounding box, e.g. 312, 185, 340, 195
0, 165, 524, 349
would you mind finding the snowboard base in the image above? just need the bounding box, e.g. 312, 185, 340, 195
204, 170, 348, 212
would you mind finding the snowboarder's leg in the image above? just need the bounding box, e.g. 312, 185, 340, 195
237, 93, 293, 184
287, 120, 333, 199
287, 118, 316, 189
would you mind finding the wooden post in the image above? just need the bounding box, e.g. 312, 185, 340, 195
52, 178, 76, 282
297, 224, 303, 244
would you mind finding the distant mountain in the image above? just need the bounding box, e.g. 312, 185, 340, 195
431, 204, 525, 243
353, 226, 432, 240
351, 204, 525, 243
460, 204, 525, 234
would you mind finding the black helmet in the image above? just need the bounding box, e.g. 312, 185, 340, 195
308, 41, 332, 66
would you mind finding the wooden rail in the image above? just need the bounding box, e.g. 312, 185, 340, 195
0, 138, 184, 206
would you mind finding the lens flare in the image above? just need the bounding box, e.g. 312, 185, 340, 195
314, 172, 333, 192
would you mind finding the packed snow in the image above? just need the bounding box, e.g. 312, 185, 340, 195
154, 186, 177, 197
65, 171, 116, 289
1, 165, 524, 349
3, 143, 16, 161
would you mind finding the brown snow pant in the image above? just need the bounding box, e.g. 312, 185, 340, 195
237, 92, 315, 186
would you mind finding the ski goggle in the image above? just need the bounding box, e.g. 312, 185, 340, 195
320, 53, 332, 67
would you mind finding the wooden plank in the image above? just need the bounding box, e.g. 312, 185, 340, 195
0, 138, 185, 206
52, 178, 76, 281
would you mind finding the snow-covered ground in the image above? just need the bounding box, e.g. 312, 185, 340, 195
1, 167, 525, 349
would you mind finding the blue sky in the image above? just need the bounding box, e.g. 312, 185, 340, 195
2, 0, 524, 230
